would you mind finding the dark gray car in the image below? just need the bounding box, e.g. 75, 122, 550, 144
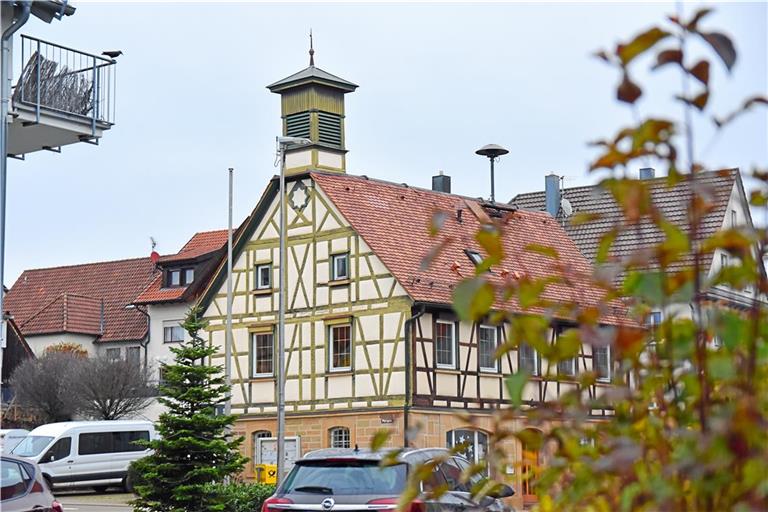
261, 447, 514, 512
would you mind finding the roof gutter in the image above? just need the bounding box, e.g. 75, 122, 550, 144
403, 304, 426, 448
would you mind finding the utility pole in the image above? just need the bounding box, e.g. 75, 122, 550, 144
225, 167, 233, 418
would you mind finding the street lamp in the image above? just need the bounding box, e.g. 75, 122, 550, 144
275, 135, 311, 484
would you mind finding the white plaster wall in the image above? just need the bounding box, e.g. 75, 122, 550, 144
23, 333, 98, 357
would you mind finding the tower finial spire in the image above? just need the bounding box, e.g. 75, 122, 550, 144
309, 29, 315, 66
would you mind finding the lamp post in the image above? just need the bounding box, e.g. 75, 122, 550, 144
275, 136, 311, 484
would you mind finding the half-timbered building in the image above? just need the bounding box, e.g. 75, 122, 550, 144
196, 55, 630, 508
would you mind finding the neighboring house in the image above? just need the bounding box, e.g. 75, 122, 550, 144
132, 229, 228, 420
1, 318, 34, 402
195, 56, 630, 509
512, 168, 761, 321
4, 258, 157, 359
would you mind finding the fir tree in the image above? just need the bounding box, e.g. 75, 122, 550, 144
132, 306, 247, 512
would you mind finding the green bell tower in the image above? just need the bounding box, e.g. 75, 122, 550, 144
267, 37, 358, 175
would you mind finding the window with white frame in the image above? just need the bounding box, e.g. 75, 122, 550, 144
126, 346, 141, 367
435, 320, 456, 368
255, 263, 272, 290
446, 429, 488, 469
519, 342, 540, 376
647, 311, 662, 346
329, 426, 350, 448
558, 357, 577, 377
478, 326, 498, 372
730, 209, 737, 227
329, 324, 352, 371
331, 253, 349, 281
251, 332, 274, 377
593, 345, 611, 382
163, 322, 185, 343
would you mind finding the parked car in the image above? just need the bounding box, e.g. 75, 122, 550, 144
1, 454, 62, 512
10, 420, 156, 492
262, 447, 514, 511
0, 429, 29, 454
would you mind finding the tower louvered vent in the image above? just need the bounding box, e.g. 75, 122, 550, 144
285, 112, 311, 139
318, 111, 342, 147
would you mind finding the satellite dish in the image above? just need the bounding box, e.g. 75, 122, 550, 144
561, 197, 573, 217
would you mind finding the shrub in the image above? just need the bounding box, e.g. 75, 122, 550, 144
202, 481, 276, 512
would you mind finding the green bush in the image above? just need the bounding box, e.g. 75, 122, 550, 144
126, 458, 149, 493
202, 481, 276, 512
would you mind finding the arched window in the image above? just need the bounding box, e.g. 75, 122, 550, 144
519, 428, 543, 506
446, 429, 488, 469
329, 426, 350, 448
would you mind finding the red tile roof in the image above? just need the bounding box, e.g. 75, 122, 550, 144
134, 230, 228, 304
312, 172, 629, 325
5, 258, 157, 343
158, 229, 228, 263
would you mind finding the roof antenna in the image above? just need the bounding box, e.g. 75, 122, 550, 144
309, 29, 315, 66
475, 144, 509, 203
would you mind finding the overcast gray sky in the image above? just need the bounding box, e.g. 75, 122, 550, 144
5, 1, 766, 284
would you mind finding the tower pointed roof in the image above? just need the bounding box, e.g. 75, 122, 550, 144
266, 65, 358, 93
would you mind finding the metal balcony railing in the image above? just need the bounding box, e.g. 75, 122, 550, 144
13, 35, 116, 135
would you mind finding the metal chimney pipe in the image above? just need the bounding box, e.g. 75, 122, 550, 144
545, 173, 561, 217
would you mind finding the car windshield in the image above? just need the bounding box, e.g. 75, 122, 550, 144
11, 436, 53, 458
283, 460, 407, 495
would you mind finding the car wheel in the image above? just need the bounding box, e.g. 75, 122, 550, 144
123, 473, 134, 494
92, 485, 109, 493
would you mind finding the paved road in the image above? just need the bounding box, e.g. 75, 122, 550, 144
55, 490, 133, 512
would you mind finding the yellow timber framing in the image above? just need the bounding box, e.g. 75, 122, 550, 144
202, 176, 412, 416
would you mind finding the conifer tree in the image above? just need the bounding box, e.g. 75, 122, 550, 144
132, 306, 247, 512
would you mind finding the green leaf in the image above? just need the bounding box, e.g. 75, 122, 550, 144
370, 430, 390, 452
699, 31, 736, 71
452, 278, 494, 322
596, 228, 619, 263
525, 243, 559, 260
505, 370, 530, 408
617, 27, 670, 65
553, 328, 581, 361
476, 225, 504, 268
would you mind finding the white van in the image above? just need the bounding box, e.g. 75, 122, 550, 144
10, 420, 156, 491
0, 429, 29, 454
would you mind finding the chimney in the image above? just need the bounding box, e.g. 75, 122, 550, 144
432, 171, 451, 193
639, 167, 655, 180
545, 173, 561, 217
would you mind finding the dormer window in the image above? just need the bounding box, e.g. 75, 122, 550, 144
465, 249, 483, 266
166, 267, 194, 288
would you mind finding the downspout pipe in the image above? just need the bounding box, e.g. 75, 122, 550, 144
1, 1, 31, 385
403, 304, 426, 448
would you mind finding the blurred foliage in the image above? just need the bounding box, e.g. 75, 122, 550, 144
44, 341, 89, 358
380, 6, 768, 512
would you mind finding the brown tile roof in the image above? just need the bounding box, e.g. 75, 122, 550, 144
512, 169, 741, 273
5, 258, 157, 343
313, 172, 629, 325
134, 230, 228, 305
